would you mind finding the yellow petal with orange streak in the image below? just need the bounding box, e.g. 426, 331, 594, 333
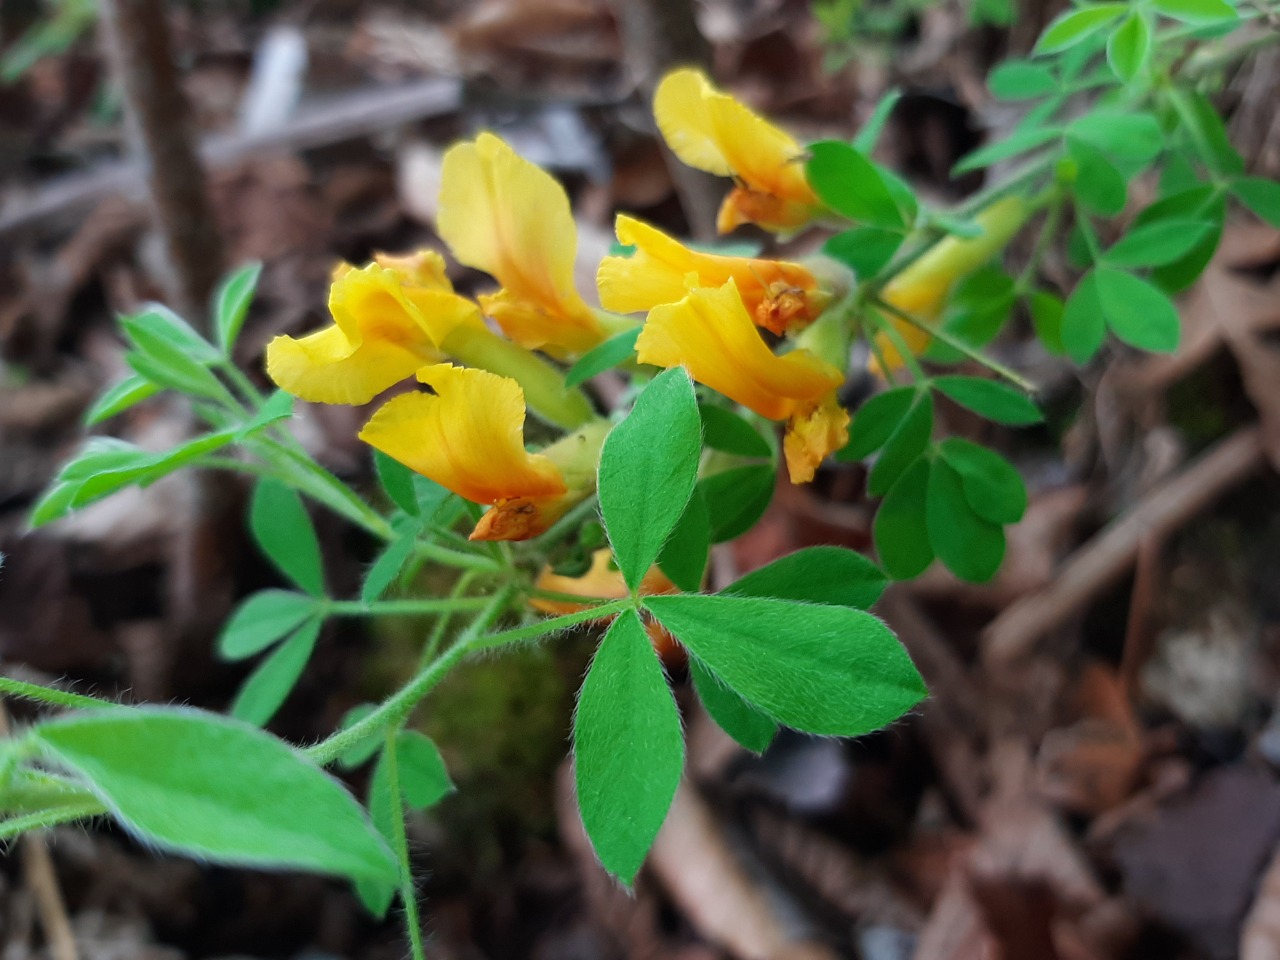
598, 215, 821, 328
783, 393, 851, 484
358, 364, 567, 508
531, 549, 677, 613
635, 279, 842, 421
436, 132, 601, 351
654, 69, 818, 216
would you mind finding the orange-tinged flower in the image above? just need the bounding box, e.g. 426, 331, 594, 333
654, 69, 821, 235
436, 132, 607, 355
266, 255, 485, 405
873, 196, 1028, 372
531, 549, 680, 657
597, 215, 828, 335
636, 279, 849, 482
359, 365, 609, 541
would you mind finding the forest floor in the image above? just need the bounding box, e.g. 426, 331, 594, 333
3, 0, 1280, 958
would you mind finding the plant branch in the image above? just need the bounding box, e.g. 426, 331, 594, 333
384, 731, 427, 960
306, 599, 632, 766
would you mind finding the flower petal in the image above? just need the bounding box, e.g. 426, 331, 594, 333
358, 364, 567, 507
266, 326, 435, 406
437, 132, 602, 352
654, 69, 818, 228
372, 249, 453, 291
783, 393, 851, 484
598, 215, 823, 332
635, 279, 842, 421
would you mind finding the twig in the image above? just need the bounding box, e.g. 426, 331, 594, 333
0, 79, 462, 243
98, 0, 224, 327
0, 706, 79, 960
983, 426, 1266, 666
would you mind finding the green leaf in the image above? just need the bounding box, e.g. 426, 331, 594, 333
988, 61, 1058, 100
1179, 91, 1244, 176
29, 482, 77, 528
838, 386, 917, 461
1067, 111, 1164, 168
699, 405, 772, 458
1151, 0, 1237, 22
238, 390, 295, 439
598, 368, 702, 591
213, 262, 263, 355
973, 0, 1016, 25
1146, 189, 1225, 293
658, 490, 710, 592
1094, 266, 1180, 353
573, 611, 684, 884
954, 126, 1061, 176
361, 526, 417, 603
1035, 4, 1129, 54
564, 327, 642, 389
822, 227, 906, 280
122, 305, 220, 363
1061, 269, 1108, 363
938, 438, 1027, 524
926, 459, 1005, 582
1107, 14, 1150, 82
125, 348, 224, 403
230, 618, 322, 726
84, 375, 160, 425
699, 465, 774, 543
395, 730, 454, 810
250, 478, 325, 596
852, 89, 902, 154
689, 659, 777, 753
721, 546, 887, 610
873, 457, 933, 579
374, 450, 420, 517
932, 376, 1043, 426
868, 392, 933, 496
1233, 177, 1280, 229
218, 590, 320, 660
1104, 219, 1215, 267
806, 141, 906, 229
645, 595, 925, 736
34, 708, 396, 884
1030, 291, 1067, 356
1068, 139, 1128, 217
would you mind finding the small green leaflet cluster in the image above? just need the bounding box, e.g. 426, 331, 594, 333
577, 368, 926, 884
838, 376, 1039, 582
969, 0, 1280, 362
31, 263, 282, 527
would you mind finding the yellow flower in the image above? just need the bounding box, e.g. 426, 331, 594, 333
266, 254, 484, 405
359, 364, 608, 541
636, 279, 848, 483
437, 133, 610, 356
874, 196, 1028, 372
531, 549, 681, 658
597, 215, 829, 335
654, 69, 821, 235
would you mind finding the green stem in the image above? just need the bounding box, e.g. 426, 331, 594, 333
327, 597, 494, 617
0, 678, 119, 712
0, 801, 107, 841
384, 730, 427, 960
526, 589, 632, 607
306, 598, 633, 766
866, 308, 930, 385
218, 359, 267, 408
419, 572, 482, 666
871, 297, 1036, 392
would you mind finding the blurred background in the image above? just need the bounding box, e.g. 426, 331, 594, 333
3, 0, 1280, 957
